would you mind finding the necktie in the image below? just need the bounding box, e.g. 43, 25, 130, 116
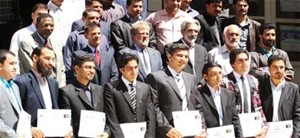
142, 49, 150, 74
241, 76, 249, 113
85, 90, 92, 104
44, 39, 49, 47
129, 84, 136, 111
176, 75, 188, 111
95, 49, 101, 66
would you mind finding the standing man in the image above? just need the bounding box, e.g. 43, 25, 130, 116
250, 23, 294, 81
165, 19, 208, 83
180, 0, 199, 18
104, 53, 155, 138
118, 21, 163, 82
146, 43, 206, 138
101, 0, 125, 23
198, 62, 243, 138
194, 0, 224, 52
0, 50, 22, 137
59, 51, 109, 138
225, 48, 267, 137
221, 0, 261, 51
259, 55, 300, 137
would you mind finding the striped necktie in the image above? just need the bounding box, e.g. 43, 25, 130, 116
129, 84, 136, 111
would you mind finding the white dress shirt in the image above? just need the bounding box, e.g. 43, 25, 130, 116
182, 39, 196, 75
207, 84, 223, 125
233, 71, 251, 113
32, 70, 53, 109
271, 79, 285, 122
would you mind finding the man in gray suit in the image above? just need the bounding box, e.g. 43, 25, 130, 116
18, 13, 66, 87
118, 21, 163, 82
0, 50, 22, 138
146, 43, 207, 138
259, 55, 300, 138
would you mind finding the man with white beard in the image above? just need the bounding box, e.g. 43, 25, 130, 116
165, 19, 208, 83
208, 24, 241, 75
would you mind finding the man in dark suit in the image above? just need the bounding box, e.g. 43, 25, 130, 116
221, 0, 261, 52
259, 55, 300, 138
111, 0, 156, 56
225, 49, 267, 137
146, 43, 207, 138
15, 47, 72, 138
165, 19, 208, 83
58, 51, 109, 138
118, 21, 163, 82
79, 23, 119, 86
194, 0, 224, 52
198, 62, 243, 138
104, 53, 155, 138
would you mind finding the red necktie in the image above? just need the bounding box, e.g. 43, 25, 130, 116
95, 49, 101, 66
44, 39, 50, 47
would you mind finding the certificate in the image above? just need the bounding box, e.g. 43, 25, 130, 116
239, 112, 262, 137
207, 125, 235, 138
37, 109, 71, 137
120, 122, 146, 138
16, 111, 32, 138
172, 110, 202, 137
78, 110, 106, 137
265, 120, 293, 138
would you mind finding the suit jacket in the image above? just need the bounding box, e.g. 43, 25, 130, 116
58, 80, 110, 138
164, 39, 208, 82
250, 48, 294, 81
18, 31, 66, 87
118, 47, 163, 82
145, 68, 206, 137
194, 12, 224, 52
104, 80, 155, 138
14, 70, 59, 126
221, 17, 261, 51
198, 84, 243, 138
81, 46, 119, 86
110, 15, 157, 55
260, 79, 300, 138
0, 82, 21, 138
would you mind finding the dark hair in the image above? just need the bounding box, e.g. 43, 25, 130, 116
82, 8, 98, 18
233, 0, 249, 5
73, 51, 95, 67
86, 0, 102, 6
32, 3, 48, 13
31, 46, 54, 60
202, 62, 222, 75
126, 0, 143, 6
259, 23, 276, 35
167, 43, 189, 56
0, 49, 15, 64
36, 13, 53, 25
84, 22, 101, 34
229, 48, 249, 65
268, 55, 285, 67
117, 53, 139, 69
205, 0, 223, 4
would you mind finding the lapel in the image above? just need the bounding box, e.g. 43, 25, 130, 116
46, 77, 59, 109
0, 83, 21, 114
90, 84, 98, 109
74, 81, 94, 109
227, 72, 241, 92
201, 85, 217, 111
164, 68, 182, 100
29, 70, 46, 108
182, 73, 191, 102
31, 32, 44, 47
147, 48, 156, 72
132, 48, 147, 78
11, 83, 22, 111
264, 80, 274, 120
220, 88, 228, 117
278, 82, 289, 120
135, 81, 143, 113
118, 80, 136, 112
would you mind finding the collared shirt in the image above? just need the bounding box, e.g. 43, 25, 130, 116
134, 45, 151, 74
0, 77, 22, 112
101, 2, 125, 23
75, 80, 92, 104
262, 46, 276, 58
233, 71, 251, 113
207, 84, 223, 125
88, 45, 101, 56
121, 76, 137, 92
125, 14, 142, 24
236, 18, 250, 50
186, 6, 199, 18
181, 39, 195, 75
32, 69, 53, 109
271, 79, 286, 122
146, 9, 192, 52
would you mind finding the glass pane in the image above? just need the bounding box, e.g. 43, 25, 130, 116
276, 0, 300, 18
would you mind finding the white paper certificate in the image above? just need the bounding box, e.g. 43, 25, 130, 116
265, 120, 293, 138
239, 112, 262, 137
120, 122, 146, 138
37, 109, 71, 137
172, 110, 202, 137
16, 111, 32, 138
78, 110, 106, 137
207, 125, 235, 138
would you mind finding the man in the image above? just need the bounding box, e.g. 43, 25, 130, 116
0, 50, 22, 137
198, 62, 243, 138
165, 19, 208, 83
15, 47, 72, 138
104, 53, 155, 138
259, 55, 300, 137
146, 0, 192, 53
80, 23, 118, 86
250, 23, 294, 81
118, 21, 163, 82
146, 43, 206, 138
180, 0, 199, 18
221, 0, 261, 51
111, 0, 156, 55
101, 0, 125, 23
225, 48, 267, 137
194, 0, 224, 52
208, 24, 241, 75
18, 13, 65, 87
59, 51, 109, 138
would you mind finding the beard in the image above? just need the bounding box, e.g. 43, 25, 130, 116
262, 39, 275, 48
37, 59, 53, 77
183, 35, 196, 46
225, 38, 239, 47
